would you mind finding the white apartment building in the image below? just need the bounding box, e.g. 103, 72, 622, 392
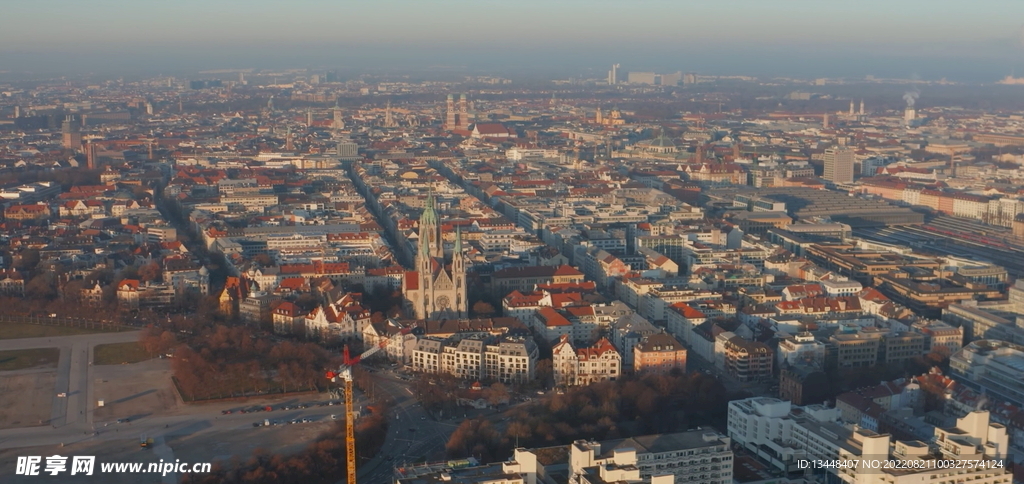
552, 336, 621, 387
570, 429, 733, 484
728, 397, 1011, 483
821, 278, 863, 297
666, 302, 707, 346
412, 336, 538, 384
777, 331, 827, 368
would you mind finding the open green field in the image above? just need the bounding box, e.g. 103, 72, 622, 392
0, 322, 113, 340
94, 342, 153, 365
0, 348, 61, 371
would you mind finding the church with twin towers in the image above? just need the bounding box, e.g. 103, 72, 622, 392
444, 93, 471, 131
401, 193, 468, 320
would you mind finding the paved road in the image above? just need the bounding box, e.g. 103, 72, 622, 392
356, 371, 459, 483
0, 393, 356, 451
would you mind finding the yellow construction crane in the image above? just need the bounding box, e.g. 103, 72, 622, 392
326, 336, 397, 484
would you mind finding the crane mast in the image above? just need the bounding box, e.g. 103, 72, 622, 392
326, 338, 392, 484
342, 367, 355, 484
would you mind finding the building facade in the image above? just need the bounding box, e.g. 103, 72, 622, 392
402, 194, 468, 320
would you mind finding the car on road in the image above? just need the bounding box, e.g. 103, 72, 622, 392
408, 428, 416, 432
252, 422, 260, 427
57, 393, 66, 398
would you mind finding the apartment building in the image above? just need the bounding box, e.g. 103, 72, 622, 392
412, 335, 539, 384
728, 397, 1010, 483
633, 332, 687, 375
552, 335, 621, 387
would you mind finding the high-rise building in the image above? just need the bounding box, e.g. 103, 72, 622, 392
62, 115, 82, 150
13, 106, 20, 118
607, 63, 619, 85
627, 71, 658, 85
336, 139, 358, 159
823, 147, 854, 184
325, 70, 337, 83
905, 106, 916, 125
661, 71, 682, 86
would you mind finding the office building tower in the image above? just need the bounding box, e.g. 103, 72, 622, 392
62, 115, 82, 150
905, 106, 916, 125
238, 72, 245, 84
849, 100, 855, 115
608, 64, 619, 85
306, 108, 313, 127
823, 147, 855, 184
337, 139, 358, 159
859, 99, 865, 115
310, 74, 320, 85
13, 106, 19, 118
325, 70, 337, 83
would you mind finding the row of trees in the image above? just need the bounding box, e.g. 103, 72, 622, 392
170, 325, 338, 400
446, 370, 738, 463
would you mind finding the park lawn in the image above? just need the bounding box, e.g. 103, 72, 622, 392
93, 342, 153, 365
0, 348, 61, 371
0, 323, 111, 340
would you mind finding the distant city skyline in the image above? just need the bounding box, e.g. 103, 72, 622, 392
2, 0, 1024, 80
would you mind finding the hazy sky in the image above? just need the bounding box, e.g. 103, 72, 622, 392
2, 0, 1023, 79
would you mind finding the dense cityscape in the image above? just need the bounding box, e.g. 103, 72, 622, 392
4, 5, 1024, 484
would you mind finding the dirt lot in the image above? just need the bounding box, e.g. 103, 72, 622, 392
0, 371, 56, 429
93, 359, 177, 423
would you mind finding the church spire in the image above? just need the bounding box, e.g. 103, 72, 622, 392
454, 225, 463, 253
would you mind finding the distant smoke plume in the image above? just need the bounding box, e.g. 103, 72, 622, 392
975, 393, 989, 411
903, 91, 919, 107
